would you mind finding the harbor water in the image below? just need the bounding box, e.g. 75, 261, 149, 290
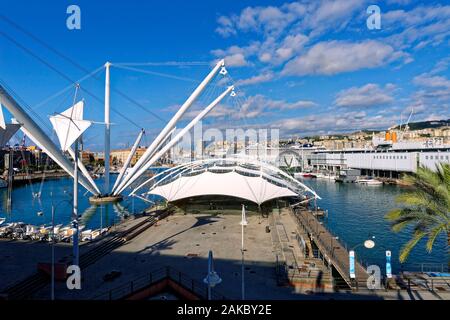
0, 173, 447, 273
302, 178, 448, 273
0, 172, 163, 230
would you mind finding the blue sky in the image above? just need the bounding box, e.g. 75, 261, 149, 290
0, 0, 449, 150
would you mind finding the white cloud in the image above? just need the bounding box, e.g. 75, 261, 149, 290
413, 74, 450, 89
215, 16, 236, 37
239, 94, 317, 119
216, 4, 298, 38
223, 53, 249, 67
282, 40, 408, 76
235, 72, 274, 87
216, 0, 366, 39
272, 111, 399, 136
335, 83, 395, 108
211, 43, 260, 68
384, 4, 450, 49
386, 0, 413, 5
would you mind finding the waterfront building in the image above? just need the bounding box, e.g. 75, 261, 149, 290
309, 145, 450, 178
110, 147, 147, 166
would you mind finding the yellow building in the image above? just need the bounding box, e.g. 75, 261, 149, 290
110, 147, 146, 166
81, 150, 95, 164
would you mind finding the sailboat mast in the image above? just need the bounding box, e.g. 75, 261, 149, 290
104, 62, 111, 195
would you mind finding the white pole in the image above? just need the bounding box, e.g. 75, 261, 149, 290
72, 138, 79, 267
67, 147, 101, 194
241, 216, 244, 250
240, 204, 247, 300
51, 196, 55, 301
111, 128, 144, 193
104, 62, 111, 195
114, 85, 233, 195
114, 59, 225, 195
100, 204, 103, 229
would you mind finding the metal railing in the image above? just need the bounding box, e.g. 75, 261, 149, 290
91, 266, 228, 300
400, 263, 449, 273
291, 209, 358, 286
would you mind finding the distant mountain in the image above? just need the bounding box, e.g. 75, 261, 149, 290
391, 119, 450, 131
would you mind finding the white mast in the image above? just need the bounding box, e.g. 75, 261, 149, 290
111, 128, 144, 193
67, 147, 101, 194
113, 59, 225, 195
114, 85, 234, 195
72, 138, 79, 266
104, 62, 111, 195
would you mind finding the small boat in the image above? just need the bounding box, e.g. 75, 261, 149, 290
294, 172, 317, 179
81, 229, 93, 241
25, 224, 38, 235
0, 218, 6, 226
53, 224, 63, 234
356, 178, 383, 186
90, 228, 108, 240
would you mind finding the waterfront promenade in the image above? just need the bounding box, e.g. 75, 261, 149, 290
291, 207, 368, 289
1, 208, 449, 300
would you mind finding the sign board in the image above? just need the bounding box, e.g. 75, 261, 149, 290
349, 250, 356, 279
386, 250, 392, 279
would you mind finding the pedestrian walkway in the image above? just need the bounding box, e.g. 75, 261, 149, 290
291, 207, 368, 289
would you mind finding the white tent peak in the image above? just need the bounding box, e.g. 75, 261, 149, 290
49, 100, 91, 151
61, 100, 84, 120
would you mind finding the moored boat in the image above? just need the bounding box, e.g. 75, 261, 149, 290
356, 178, 383, 186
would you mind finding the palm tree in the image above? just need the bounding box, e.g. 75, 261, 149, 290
385, 163, 449, 263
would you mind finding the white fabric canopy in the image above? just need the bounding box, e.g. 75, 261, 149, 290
49, 101, 91, 151
147, 171, 298, 205
0, 123, 20, 147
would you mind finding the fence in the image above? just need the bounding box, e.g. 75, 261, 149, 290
91, 266, 228, 300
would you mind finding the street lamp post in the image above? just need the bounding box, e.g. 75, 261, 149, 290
203, 250, 221, 300
331, 236, 339, 259
349, 236, 376, 287
49, 192, 72, 300
240, 204, 248, 300
51, 202, 55, 301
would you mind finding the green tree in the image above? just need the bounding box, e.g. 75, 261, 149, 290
385, 163, 449, 263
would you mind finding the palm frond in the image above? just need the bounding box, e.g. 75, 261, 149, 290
426, 224, 447, 253
399, 231, 427, 263
386, 163, 450, 263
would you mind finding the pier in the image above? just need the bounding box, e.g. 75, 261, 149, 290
290, 207, 368, 289
8, 171, 69, 186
